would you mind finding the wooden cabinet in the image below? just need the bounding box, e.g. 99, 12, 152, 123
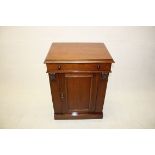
45, 43, 114, 119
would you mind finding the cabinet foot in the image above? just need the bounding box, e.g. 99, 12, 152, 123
54, 112, 103, 120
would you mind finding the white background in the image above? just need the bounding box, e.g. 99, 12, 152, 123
0, 26, 155, 128
0, 0, 155, 155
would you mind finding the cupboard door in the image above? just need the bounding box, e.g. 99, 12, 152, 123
62, 73, 98, 113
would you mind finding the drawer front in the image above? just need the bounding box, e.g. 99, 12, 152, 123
47, 63, 111, 72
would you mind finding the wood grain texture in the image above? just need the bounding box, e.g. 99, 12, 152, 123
45, 43, 114, 63
45, 42, 114, 120
54, 112, 103, 120
46, 63, 111, 72
48, 73, 62, 113
64, 73, 94, 112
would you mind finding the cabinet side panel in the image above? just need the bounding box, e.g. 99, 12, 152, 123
95, 76, 108, 112
48, 74, 62, 113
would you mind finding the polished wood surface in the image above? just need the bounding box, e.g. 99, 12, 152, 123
45, 43, 114, 63
46, 63, 111, 72
45, 43, 114, 119
64, 73, 96, 112
54, 112, 103, 120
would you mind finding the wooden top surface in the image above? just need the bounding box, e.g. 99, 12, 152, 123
45, 43, 114, 63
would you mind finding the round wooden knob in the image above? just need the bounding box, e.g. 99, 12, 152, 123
58, 65, 61, 70
97, 65, 100, 70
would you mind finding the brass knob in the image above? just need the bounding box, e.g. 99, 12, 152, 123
58, 65, 61, 70
97, 65, 100, 70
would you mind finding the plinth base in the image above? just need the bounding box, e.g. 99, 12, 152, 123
54, 112, 103, 120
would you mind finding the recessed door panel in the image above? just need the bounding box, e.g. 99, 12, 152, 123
63, 73, 98, 113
